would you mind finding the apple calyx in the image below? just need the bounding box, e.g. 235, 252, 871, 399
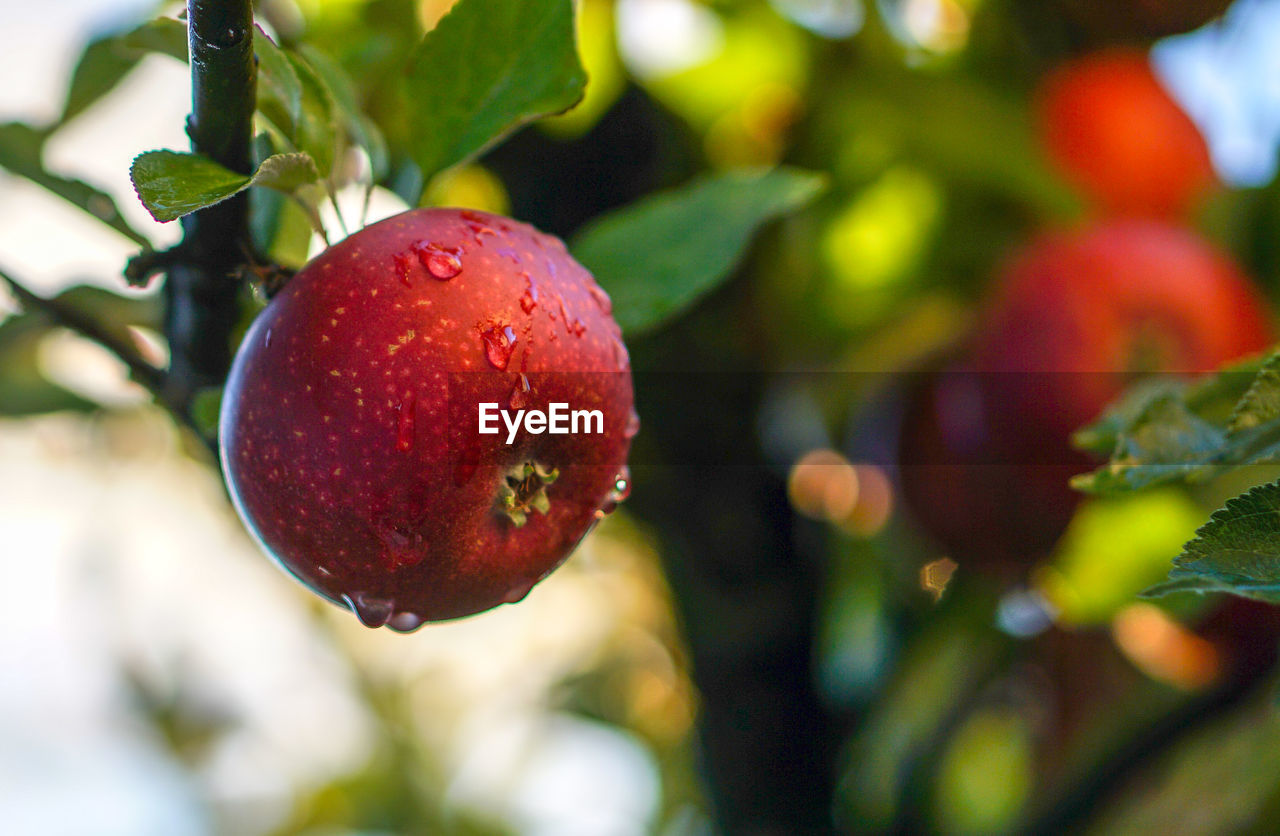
497, 461, 560, 527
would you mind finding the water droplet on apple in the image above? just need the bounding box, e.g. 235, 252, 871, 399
509, 373, 532, 409
414, 242, 463, 280
396, 392, 416, 452
503, 578, 536, 604
589, 284, 612, 314
394, 251, 415, 286
468, 223, 496, 244
612, 467, 632, 501
343, 593, 395, 628
612, 338, 629, 369
264, 328, 273, 348
480, 324, 517, 370
519, 272, 539, 314
625, 409, 641, 439
387, 612, 426, 633
595, 466, 632, 518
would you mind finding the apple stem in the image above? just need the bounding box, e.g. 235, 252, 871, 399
162, 0, 257, 417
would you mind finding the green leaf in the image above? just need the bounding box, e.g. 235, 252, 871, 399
1071, 395, 1228, 494
1229, 352, 1280, 433
131, 150, 319, 222
58, 18, 187, 127
297, 45, 389, 182
404, 0, 586, 186
117, 17, 188, 61
1072, 353, 1279, 495
1144, 481, 1280, 603
571, 168, 828, 335
0, 314, 98, 416
285, 52, 341, 179
253, 27, 303, 142
0, 122, 150, 246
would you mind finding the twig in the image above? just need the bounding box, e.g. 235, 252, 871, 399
1023, 655, 1274, 835
0, 267, 164, 392
0, 266, 211, 445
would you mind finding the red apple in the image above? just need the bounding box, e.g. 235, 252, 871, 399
899, 220, 1273, 574
219, 208, 635, 628
1037, 50, 1216, 219
972, 220, 1272, 439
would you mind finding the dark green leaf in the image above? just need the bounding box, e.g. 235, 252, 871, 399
1144, 481, 1280, 603
1072, 354, 1279, 495
404, 0, 586, 186
1229, 352, 1280, 433
0, 122, 150, 246
131, 150, 319, 222
1071, 396, 1227, 494
571, 168, 828, 335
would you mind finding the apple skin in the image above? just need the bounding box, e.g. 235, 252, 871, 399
899, 220, 1273, 574
1037, 50, 1215, 219
219, 208, 635, 628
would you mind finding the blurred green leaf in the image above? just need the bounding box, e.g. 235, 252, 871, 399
0, 122, 151, 246
54, 285, 161, 345
0, 315, 98, 416
58, 18, 186, 127
285, 52, 342, 179
250, 185, 315, 270
1144, 481, 1280, 603
1075, 395, 1228, 494
404, 0, 586, 187
298, 44, 389, 182
932, 709, 1033, 835
117, 16, 187, 60
253, 27, 304, 142
572, 168, 827, 335
131, 150, 319, 222
1043, 491, 1205, 626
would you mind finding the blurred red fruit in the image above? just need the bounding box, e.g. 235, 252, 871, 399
899, 220, 1273, 574
1037, 50, 1216, 218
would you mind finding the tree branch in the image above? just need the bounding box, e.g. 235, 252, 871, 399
164, 0, 256, 409
1024, 641, 1275, 834
0, 266, 210, 444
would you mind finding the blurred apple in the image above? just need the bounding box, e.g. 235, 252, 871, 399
898, 220, 1273, 575
1037, 50, 1215, 219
